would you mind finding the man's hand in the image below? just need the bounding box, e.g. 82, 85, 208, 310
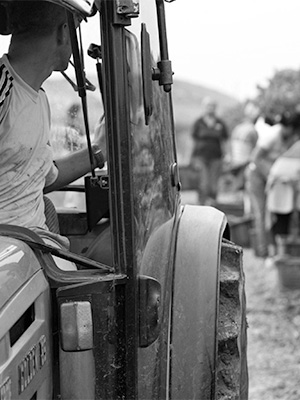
91, 144, 105, 169
92, 116, 107, 161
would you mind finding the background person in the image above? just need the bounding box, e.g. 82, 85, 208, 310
223, 100, 260, 203
230, 100, 260, 168
66, 102, 84, 138
190, 96, 228, 205
265, 120, 300, 253
245, 114, 298, 258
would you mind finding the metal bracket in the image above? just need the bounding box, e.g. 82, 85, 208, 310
116, 0, 139, 17
154, 0, 174, 92
152, 60, 173, 92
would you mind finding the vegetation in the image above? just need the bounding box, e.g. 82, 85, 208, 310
255, 68, 300, 124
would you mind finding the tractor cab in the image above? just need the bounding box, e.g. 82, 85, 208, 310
0, 1, 248, 399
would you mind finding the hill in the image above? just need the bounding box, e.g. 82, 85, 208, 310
44, 74, 238, 127
172, 78, 239, 130
44, 74, 240, 164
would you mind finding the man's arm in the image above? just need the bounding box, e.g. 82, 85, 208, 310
44, 146, 103, 193
251, 146, 273, 180
220, 121, 229, 160
191, 118, 201, 140
44, 117, 107, 194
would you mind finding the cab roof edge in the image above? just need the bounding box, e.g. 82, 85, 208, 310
50, 0, 95, 17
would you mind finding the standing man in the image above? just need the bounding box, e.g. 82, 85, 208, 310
0, 1, 105, 269
190, 96, 228, 205
228, 100, 260, 208
230, 100, 260, 168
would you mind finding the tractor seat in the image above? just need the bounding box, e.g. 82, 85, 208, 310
44, 195, 60, 234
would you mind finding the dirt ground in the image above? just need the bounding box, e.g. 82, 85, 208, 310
244, 248, 300, 400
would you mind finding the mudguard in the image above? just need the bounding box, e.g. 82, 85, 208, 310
171, 205, 227, 399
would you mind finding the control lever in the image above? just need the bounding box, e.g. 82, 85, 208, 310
87, 43, 105, 108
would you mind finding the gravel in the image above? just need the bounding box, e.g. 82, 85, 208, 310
244, 248, 300, 400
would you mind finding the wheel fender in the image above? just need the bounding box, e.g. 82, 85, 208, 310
171, 204, 227, 399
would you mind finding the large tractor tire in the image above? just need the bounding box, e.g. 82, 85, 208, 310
170, 206, 248, 400
217, 238, 248, 400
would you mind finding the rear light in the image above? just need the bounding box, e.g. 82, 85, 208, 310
60, 301, 93, 351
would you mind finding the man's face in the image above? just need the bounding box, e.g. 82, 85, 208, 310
54, 38, 72, 71
203, 101, 217, 116
54, 14, 81, 72
245, 103, 260, 122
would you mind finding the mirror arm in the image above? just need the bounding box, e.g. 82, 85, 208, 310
67, 11, 96, 177
154, 0, 173, 92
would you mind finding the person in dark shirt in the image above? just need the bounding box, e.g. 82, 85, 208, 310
190, 96, 228, 205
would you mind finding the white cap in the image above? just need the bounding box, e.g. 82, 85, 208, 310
47, 0, 95, 17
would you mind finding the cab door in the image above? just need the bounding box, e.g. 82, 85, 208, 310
99, 0, 181, 398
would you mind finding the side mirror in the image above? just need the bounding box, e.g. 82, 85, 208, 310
141, 23, 153, 125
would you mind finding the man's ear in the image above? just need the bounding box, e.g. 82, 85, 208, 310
56, 22, 69, 45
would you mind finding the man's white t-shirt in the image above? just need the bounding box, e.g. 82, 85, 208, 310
255, 118, 283, 164
230, 121, 258, 166
0, 54, 58, 229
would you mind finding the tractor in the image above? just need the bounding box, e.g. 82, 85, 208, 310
0, 1, 248, 399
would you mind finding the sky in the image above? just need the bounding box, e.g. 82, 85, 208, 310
164, 0, 300, 100
1, 0, 300, 100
